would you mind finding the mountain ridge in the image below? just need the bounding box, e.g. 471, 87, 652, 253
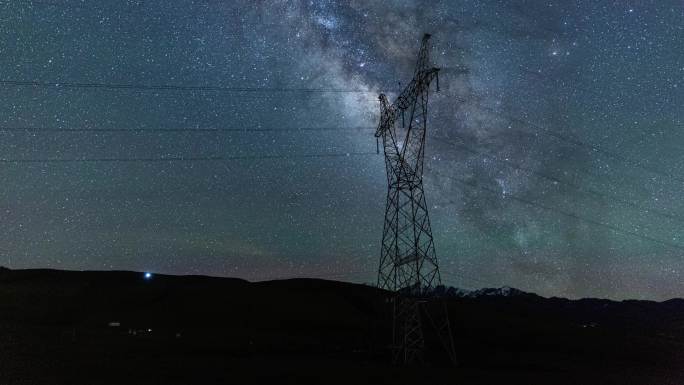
4, 266, 680, 303
1, 266, 683, 384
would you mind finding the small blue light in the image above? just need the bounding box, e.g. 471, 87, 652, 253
144, 272, 152, 279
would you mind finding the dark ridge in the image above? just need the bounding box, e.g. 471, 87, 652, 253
0, 267, 682, 385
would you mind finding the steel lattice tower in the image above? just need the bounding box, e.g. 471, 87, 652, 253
375, 34, 455, 365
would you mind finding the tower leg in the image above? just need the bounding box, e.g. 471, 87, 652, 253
389, 295, 457, 366
392, 295, 424, 365
424, 300, 458, 365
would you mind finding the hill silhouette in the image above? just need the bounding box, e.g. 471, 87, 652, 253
0, 267, 682, 384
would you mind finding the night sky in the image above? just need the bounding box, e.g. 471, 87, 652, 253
0, 1, 682, 300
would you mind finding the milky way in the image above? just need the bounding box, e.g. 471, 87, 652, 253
0, 0, 682, 300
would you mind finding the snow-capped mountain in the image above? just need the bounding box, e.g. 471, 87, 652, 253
428, 285, 536, 299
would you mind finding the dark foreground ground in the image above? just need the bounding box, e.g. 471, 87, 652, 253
0, 267, 683, 385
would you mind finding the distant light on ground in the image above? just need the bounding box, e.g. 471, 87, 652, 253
144, 272, 152, 279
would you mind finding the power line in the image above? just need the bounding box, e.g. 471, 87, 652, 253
3, 83, 674, 186
522, 68, 680, 122
0, 125, 375, 133
435, 170, 684, 253
530, 121, 683, 183
439, 136, 684, 226
0, 79, 461, 98
0, 151, 377, 164
0, 79, 390, 94
458, 95, 684, 185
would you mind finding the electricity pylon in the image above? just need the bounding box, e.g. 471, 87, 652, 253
374, 34, 455, 365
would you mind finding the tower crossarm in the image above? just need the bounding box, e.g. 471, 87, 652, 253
375, 93, 395, 138
375, 34, 440, 139
393, 67, 439, 112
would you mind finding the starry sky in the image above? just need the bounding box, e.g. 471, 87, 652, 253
0, 0, 682, 300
